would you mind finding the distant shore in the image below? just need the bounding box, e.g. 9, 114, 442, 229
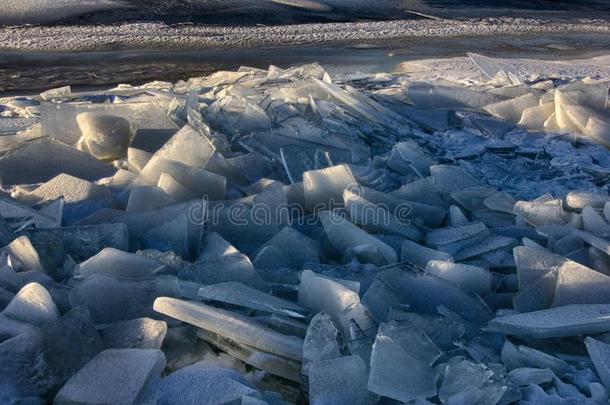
1, 18, 609, 93
1, 18, 609, 52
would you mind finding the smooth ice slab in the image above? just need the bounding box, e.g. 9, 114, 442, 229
319, 210, 397, 266
368, 331, 438, 402
41, 101, 176, 145
70, 273, 181, 324
54, 349, 166, 405
151, 124, 216, 168
401, 240, 453, 268
154, 297, 303, 361
0, 138, 116, 188
133, 156, 226, 201
488, 304, 610, 338
584, 337, 610, 393
197, 282, 307, 318
298, 270, 375, 336
302, 312, 342, 376
425, 260, 492, 295
303, 164, 357, 212
377, 269, 492, 324
252, 226, 320, 270
196, 328, 302, 381
75, 248, 172, 279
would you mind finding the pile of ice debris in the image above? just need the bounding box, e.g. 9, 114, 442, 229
0, 54, 609, 404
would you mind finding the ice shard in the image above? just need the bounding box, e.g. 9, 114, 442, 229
154, 297, 304, 361
488, 304, 610, 338
197, 282, 307, 318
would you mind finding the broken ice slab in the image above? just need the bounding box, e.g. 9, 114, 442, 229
142, 212, 198, 260
41, 101, 177, 145
582, 206, 610, 235
252, 226, 320, 270
584, 337, 610, 394
127, 186, 175, 212
438, 356, 505, 405
70, 273, 181, 324
5, 235, 45, 273
0, 138, 116, 188
54, 349, 166, 405
281, 145, 351, 184
309, 355, 369, 405
587, 116, 610, 149
157, 173, 196, 202
376, 268, 492, 324
513, 198, 571, 227
154, 297, 303, 361
302, 312, 342, 376
151, 124, 216, 168
367, 330, 438, 402
514, 246, 564, 288
552, 258, 610, 307
488, 304, 610, 338
453, 235, 516, 262
344, 190, 423, 242
391, 177, 447, 208
298, 270, 375, 337
468, 53, 521, 82
357, 186, 446, 228
127, 147, 152, 173
303, 164, 357, 212
16, 174, 113, 225
75, 248, 172, 279
197, 282, 307, 318
146, 362, 260, 404
0, 306, 104, 398
484, 191, 516, 214
449, 205, 470, 227
361, 279, 404, 323
406, 81, 507, 109
386, 141, 436, 177
574, 229, 610, 256
430, 165, 480, 194
2, 282, 59, 325
519, 102, 555, 131
426, 222, 490, 255
133, 156, 226, 201
500, 340, 570, 376
180, 253, 266, 291
450, 186, 498, 212
99, 318, 167, 350
319, 210, 397, 266
507, 367, 554, 386
425, 260, 492, 295
378, 321, 442, 366
483, 93, 540, 123
19, 223, 129, 262
401, 239, 453, 268
196, 328, 302, 382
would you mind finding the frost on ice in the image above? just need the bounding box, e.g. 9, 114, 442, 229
0, 56, 609, 404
